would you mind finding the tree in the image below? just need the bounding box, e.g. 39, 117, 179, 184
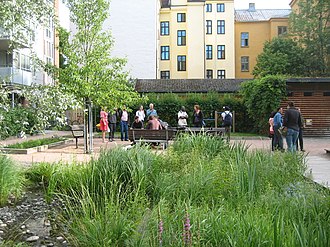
253, 37, 307, 78
289, 0, 330, 76
59, 0, 144, 153
240, 75, 287, 134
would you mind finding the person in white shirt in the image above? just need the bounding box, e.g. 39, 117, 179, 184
178, 106, 188, 128
221, 106, 233, 142
136, 105, 145, 124
119, 106, 129, 141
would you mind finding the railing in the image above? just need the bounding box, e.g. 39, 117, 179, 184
0, 67, 32, 86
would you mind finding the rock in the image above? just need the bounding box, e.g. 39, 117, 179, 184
46, 243, 54, 246
56, 236, 64, 241
44, 220, 51, 227
0, 230, 3, 234
26, 235, 40, 242
0, 223, 7, 228
21, 225, 26, 229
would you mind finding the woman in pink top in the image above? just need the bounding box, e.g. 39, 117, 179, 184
100, 107, 108, 142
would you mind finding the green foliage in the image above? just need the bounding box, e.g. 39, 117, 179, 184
59, 0, 143, 108
0, 156, 25, 206
253, 37, 307, 78
5, 137, 65, 149
28, 136, 330, 246
132, 93, 253, 132
289, 0, 330, 76
240, 75, 287, 134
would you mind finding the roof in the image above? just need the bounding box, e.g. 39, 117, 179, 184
135, 79, 249, 93
235, 9, 291, 22
286, 78, 330, 84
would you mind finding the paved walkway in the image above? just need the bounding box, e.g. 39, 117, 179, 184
1, 131, 329, 188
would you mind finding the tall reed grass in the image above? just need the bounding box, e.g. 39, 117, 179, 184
0, 156, 25, 206
27, 135, 330, 246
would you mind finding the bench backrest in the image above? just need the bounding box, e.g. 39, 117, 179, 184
70, 125, 84, 137
128, 129, 175, 141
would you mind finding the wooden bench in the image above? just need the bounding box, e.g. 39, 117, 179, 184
128, 129, 175, 149
70, 125, 84, 148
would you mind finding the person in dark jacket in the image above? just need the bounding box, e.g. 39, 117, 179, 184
108, 108, 118, 141
192, 105, 204, 127
132, 116, 143, 129
283, 101, 302, 152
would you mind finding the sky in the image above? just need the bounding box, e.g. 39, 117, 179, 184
234, 0, 291, 9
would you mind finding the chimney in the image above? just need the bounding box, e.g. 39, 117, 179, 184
248, 3, 256, 12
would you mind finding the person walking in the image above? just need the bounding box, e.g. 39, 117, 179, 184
99, 107, 108, 143
178, 106, 188, 128
146, 103, 157, 118
108, 108, 118, 142
273, 107, 284, 151
119, 106, 129, 141
296, 107, 305, 152
192, 105, 204, 127
136, 105, 145, 124
221, 106, 233, 142
283, 101, 302, 152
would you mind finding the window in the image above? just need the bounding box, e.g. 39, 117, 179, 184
160, 21, 169, 35
206, 4, 212, 12
304, 92, 313, 96
217, 3, 225, 12
217, 20, 225, 34
161, 46, 170, 60
206, 70, 213, 79
217, 45, 225, 59
278, 26, 288, 36
177, 13, 186, 22
241, 32, 249, 47
241, 56, 249, 71
160, 71, 170, 79
323, 92, 330, 96
206, 45, 213, 60
177, 56, 186, 71
0, 51, 13, 67
217, 70, 226, 79
177, 30, 186, 46
206, 20, 212, 34
287, 92, 294, 97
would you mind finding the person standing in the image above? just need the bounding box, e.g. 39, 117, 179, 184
146, 103, 157, 118
99, 107, 108, 143
178, 106, 188, 128
296, 108, 305, 152
283, 102, 302, 152
269, 111, 276, 151
221, 106, 233, 142
136, 105, 145, 124
273, 107, 284, 151
192, 105, 204, 127
108, 108, 118, 142
119, 106, 129, 141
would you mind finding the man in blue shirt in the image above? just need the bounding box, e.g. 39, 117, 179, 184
273, 107, 284, 151
146, 103, 157, 117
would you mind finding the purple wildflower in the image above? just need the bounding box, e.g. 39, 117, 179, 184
183, 212, 192, 246
158, 218, 163, 246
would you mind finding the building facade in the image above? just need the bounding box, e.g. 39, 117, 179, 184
157, 0, 235, 79
0, 0, 61, 87
235, 3, 290, 78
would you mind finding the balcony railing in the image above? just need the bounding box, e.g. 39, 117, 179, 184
0, 66, 32, 86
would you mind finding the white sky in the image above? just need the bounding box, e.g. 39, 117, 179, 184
235, 0, 291, 9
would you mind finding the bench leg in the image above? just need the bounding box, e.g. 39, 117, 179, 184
75, 138, 78, 149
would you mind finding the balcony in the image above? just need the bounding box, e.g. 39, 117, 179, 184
0, 66, 32, 86
0, 27, 30, 49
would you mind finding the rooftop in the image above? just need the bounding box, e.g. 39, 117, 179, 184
235, 9, 291, 22
135, 79, 249, 93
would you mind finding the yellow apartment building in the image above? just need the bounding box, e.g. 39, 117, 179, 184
157, 0, 235, 79
235, 3, 290, 79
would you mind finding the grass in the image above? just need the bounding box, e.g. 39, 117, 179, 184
0, 156, 25, 206
25, 134, 330, 246
5, 137, 66, 149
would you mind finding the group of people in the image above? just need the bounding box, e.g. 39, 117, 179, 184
269, 101, 304, 152
99, 103, 233, 143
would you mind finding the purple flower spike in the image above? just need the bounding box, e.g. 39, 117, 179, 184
183, 213, 192, 246
158, 219, 163, 246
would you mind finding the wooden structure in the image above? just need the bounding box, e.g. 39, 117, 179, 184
284, 78, 330, 137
